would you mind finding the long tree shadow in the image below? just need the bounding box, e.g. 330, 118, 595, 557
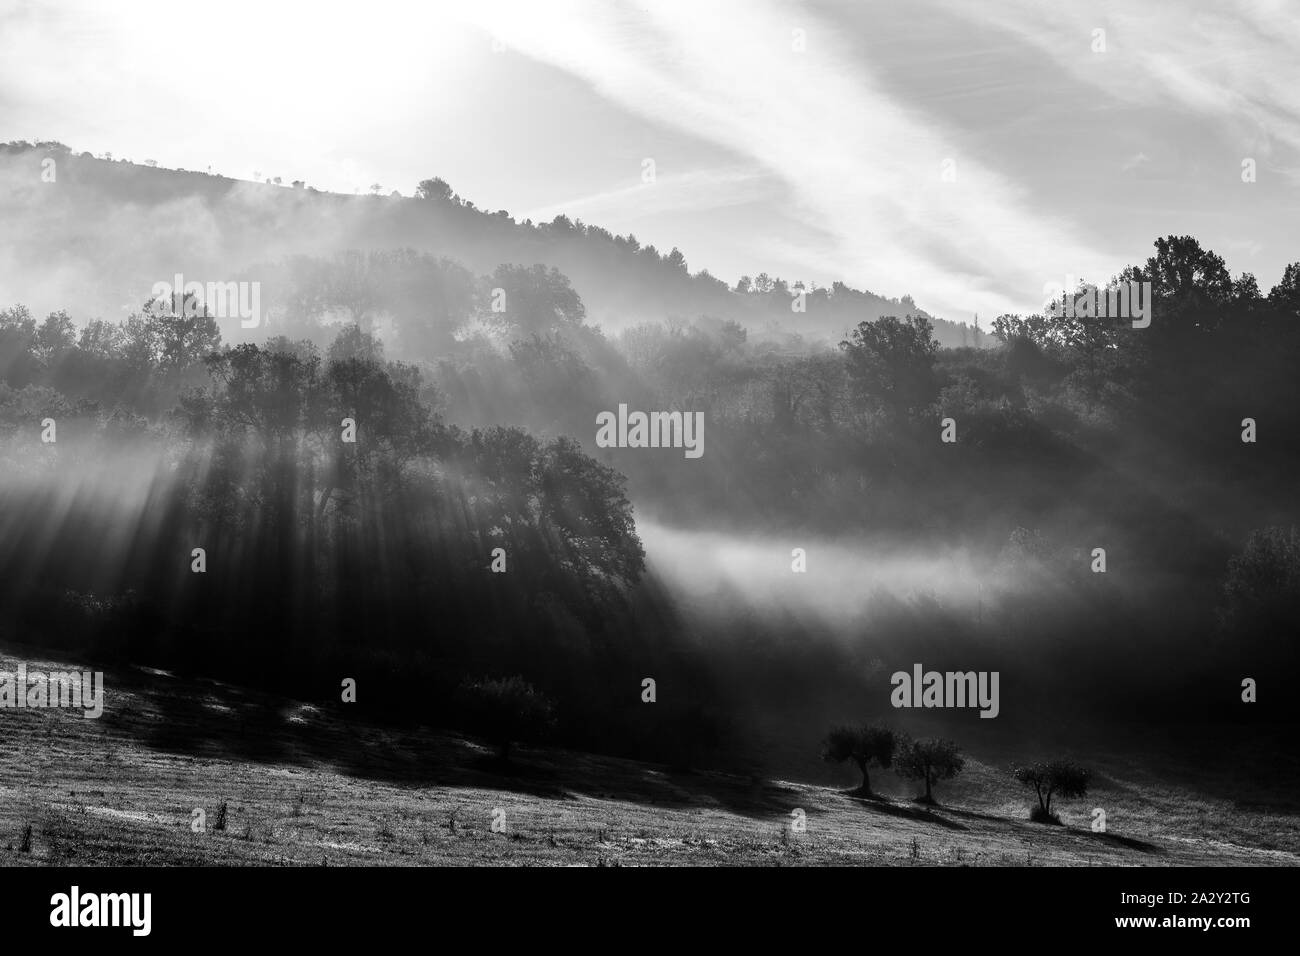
1085, 831, 1163, 854
841, 792, 970, 831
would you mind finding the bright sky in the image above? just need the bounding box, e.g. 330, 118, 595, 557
2, 0, 1296, 320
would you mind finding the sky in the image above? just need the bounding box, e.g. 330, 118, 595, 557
1, 0, 1297, 320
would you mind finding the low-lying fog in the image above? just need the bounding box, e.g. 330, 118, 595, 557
638, 518, 985, 632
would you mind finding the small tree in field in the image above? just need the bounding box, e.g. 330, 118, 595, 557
895, 737, 964, 804
1013, 759, 1092, 824
821, 724, 896, 796
457, 676, 555, 763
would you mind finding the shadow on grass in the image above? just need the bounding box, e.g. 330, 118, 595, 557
78, 657, 810, 817
1086, 830, 1163, 854
941, 805, 1020, 826
41, 650, 1280, 834
841, 790, 970, 831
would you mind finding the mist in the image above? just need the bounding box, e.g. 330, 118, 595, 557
640, 519, 985, 629
2, 138, 1298, 808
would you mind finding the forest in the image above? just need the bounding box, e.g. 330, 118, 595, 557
1, 144, 1298, 782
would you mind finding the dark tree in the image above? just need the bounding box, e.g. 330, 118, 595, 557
1013, 759, 1092, 823
33, 310, 76, 364
0, 305, 39, 387
1138, 234, 1233, 304
822, 724, 896, 796
839, 314, 939, 422
327, 323, 385, 364
1269, 262, 1300, 318
1217, 526, 1300, 662
415, 177, 453, 201
894, 736, 964, 804
457, 676, 556, 762
538, 435, 645, 591
483, 264, 586, 338
1119, 234, 1233, 339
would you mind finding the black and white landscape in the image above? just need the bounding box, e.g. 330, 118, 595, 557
0, 1, 1297, 875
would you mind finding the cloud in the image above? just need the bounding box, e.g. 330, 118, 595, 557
523, 165, 770, 225
451, 0, 1120, 319
936, 0, 1300, 157
4, 0, 1293, 316
1122, 152, 1151, 172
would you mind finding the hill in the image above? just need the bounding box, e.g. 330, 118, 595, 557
3, 646, 1294, 867
0, 141, 985, 347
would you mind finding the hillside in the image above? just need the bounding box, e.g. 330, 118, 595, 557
3, 646, 1294, 867
0, 141, 985, 347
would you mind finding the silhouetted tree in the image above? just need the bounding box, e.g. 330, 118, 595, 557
33, 310, 76, 364
840, 314, 939, 423
895, 736, 964, 804
822, 724, 896, 795
483, 264, 586, 338
1013, 759, 1091, 823
416, 177, 453, 201
1269, 262, 1300, 318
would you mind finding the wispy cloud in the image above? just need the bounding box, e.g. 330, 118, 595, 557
1122, 152, 1151, 172
2, 0, 1294, 317
453, 0, 1120, 319
938, 0, 1300, 157
523, 165, 769, 225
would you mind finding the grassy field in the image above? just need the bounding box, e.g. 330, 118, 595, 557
1, 645, 1296, 867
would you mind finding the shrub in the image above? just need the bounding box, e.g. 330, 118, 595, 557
457, 675, 556, 761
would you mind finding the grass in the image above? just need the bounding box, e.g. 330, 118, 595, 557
0, 644, 1296, 867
